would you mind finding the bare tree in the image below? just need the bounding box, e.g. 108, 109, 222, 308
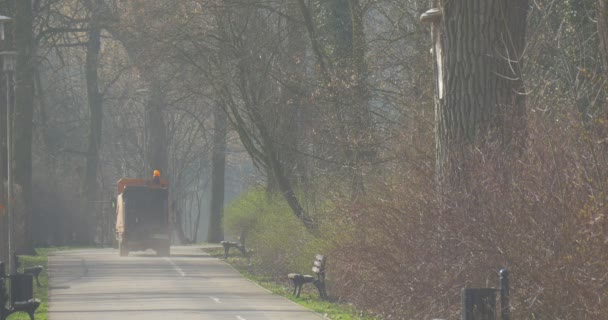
208, 106, 227, 243
82, 0, 103, 243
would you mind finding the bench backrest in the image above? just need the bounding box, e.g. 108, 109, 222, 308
10, 274, 33, 305
312, 254, 326, 275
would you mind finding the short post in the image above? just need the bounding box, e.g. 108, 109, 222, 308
220, 241, 230, 259
0, 261, 6, 320
499, 269, 510, 320
462, 288, 496, 320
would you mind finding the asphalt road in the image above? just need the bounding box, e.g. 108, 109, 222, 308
48, 246, 324, 320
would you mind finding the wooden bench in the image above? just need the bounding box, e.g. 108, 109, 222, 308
0, 261, 41, 320
288, 254, 327, 299
220, 241, 247, 259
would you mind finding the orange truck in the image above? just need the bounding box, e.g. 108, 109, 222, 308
115, 171, 171, 256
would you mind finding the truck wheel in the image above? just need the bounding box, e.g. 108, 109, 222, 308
119, 241, 129, 257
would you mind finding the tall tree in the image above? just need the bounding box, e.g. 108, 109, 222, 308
299, 0, 373, 195
430, 0, 528, 185
13, 0, 36, 253
142, 75, 168, 175
598, 0, 608, 71
205, 1, 314, 229
0, 10, 9, 262
207, 106, 226, 243
82, 0, 103, 243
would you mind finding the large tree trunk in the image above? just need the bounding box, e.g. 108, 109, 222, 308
207, 107, 227, 243
283, 0, 309, 187
13, 0, 36, 254
0, 68, 5, 263
0, 27, 7, 262
144, 76, 168, 175
433, 0, 528, 186
82, 7, 103, 244
598, 0, 608, 71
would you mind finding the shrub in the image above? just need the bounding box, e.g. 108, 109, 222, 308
224, 187, 329, 278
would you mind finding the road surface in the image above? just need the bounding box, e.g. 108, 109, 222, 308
48, 246, 324, 320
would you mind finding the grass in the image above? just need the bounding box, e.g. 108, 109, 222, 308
204, 247, 380, 320
6, 247, 69, 320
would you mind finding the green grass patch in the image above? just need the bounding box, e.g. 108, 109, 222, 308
204, 247, 380, 320
6, 247, 70, 320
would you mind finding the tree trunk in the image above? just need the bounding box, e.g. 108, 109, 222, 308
348, 0, 372, 196
171, 201, 190, 245
82, 8, 103, 244
13, 0, 36, 254
207, 107, 227, 243
598, 0, 608, 71
283, 0, 309, 187
144, 77, 168, 175
433, 0, 528, 186
0, 70, 5, 263
301, 0, 372, 196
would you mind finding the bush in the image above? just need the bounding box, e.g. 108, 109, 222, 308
224, 188, 329, 278
325, 108, 608, 319
226, 108, 608, 319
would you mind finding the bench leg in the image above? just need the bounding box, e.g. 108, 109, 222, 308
313, 280, 327, 300
223, 246, 229, 259
27, 309, 35, 320
290, 279, 298, 296
296, 284, 303, 298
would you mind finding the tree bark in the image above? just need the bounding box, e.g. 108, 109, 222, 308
144, 76, 168, 175
433, 0, 528, 186
13, 0, 36, 254
82, 5, 103, 244
207, 107, 227, 243
0, 70, 5, 263
598, 0, 608, 71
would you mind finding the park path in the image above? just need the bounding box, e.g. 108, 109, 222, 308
48, 245, 324, 320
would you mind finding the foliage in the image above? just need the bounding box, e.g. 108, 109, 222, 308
224, 188, 329, 276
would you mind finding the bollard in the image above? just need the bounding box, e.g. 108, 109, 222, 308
462, 288, 496, 320
499, 269, 510, 320
0, 261, 5, 320
10, 274, 34, 306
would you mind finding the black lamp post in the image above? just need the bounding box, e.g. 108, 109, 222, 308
0, 14, 16, 274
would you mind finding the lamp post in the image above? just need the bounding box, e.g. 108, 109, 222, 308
0, 15, 11, 41
0, 15, 13, 272
0, 50, 15, 275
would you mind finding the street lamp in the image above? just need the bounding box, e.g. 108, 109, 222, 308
0, 15, 8, 272
0, 15, 11, 41
0, 50, 16, 275
0, 14, 12, 275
